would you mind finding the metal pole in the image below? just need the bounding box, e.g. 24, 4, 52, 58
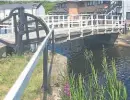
112, 16, 114, 32
17, 7, 25, 55
52, 30, 55, 54
11, 17, 14, 34
68, 15, 70, 40
63, 15, 64, 28
43, 44, 48, 92
91, 15, 93, 34
80, 15, 83, 37
105, 15, 107, 33
96, 15, 98, 34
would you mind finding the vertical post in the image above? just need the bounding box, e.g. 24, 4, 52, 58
43, 44, 48, 92
25, 15, 29, 43
17, 7, 25, 55
68, 15, 70, 40
96, 15, 98, 34
91, 15, 93, 34
117, 16, 120, 30
13, 14, 18, 44
36, 21, 40, 43
52, 16, 55, 26
58, 15, 60, 28
105, 15, 107, 33
11, 17, 14, 34
63, 15, 65, 28
52, 30, 55, 54
124, 22, 127, 34
80, 15, 83, 37
112, 15, 114, 32
71, 15, 73, 27
47, 15, 49, 28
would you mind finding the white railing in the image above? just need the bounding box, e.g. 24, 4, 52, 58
39, 14, 124, 40
42, 14, 124, 30
4, 27, 54, 100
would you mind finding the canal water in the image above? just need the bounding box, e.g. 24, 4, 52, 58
68, 45, 130, 100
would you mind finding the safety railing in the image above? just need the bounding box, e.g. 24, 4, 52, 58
4, 26, 55, 100
41, 14, 124, 40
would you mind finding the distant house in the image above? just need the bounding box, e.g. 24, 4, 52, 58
49, 0, 110, 15
0, 3, 45, 20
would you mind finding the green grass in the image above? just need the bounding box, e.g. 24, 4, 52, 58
0, 53, 43, 100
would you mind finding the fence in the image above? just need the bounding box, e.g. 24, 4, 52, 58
4, 27, 55, 100
41, 14, 124, 40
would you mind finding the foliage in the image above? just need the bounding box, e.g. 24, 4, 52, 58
0, 1, 57, 14
61, 49, 128, 100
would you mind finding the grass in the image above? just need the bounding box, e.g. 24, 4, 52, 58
0, 53, 43, 100
61, 49, 128, 100
0, 49, 128, 100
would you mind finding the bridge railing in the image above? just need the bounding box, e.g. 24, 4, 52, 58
4, 26, 55, 100
41, 14, 124, 40
42, 14, 124, 30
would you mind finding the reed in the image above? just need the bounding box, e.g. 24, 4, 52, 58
61, 49, 127, 100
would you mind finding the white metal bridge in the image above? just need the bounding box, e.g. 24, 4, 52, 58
0, 14, 124, 44
1, 12, 125, 100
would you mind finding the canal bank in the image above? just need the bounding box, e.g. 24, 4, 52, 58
115, 32, 130, 47
1, 32, 130, 99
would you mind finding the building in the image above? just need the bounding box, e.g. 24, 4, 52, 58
50, 0, 110, 15
0, 3, 45, 20
0, 3, 45, 34
122, 1, 130, 21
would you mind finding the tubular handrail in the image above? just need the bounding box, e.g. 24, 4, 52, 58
4, 26, 54, 100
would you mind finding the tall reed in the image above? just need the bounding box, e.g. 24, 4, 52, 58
61, 49, 127, 100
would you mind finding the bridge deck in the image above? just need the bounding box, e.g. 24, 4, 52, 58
0, 26, 120, 48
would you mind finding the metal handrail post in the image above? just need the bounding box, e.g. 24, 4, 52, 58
91, 15, 93, 35
68, 15, 70, 40
43, 43, 48, 92
52, 30, 55, 54
80, 15, 83, 37
105, 15, 107, 33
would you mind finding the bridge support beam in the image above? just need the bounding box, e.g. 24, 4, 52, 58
16, 7, 25, 55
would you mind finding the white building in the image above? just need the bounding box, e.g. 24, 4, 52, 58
122, 1, 130, 21
0, 3, 45, 34
0, 3, 45, 20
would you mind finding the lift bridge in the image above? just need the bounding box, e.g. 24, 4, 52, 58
0, 6, 125, 100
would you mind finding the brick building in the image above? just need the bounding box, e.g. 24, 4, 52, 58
50, 0, 110, 15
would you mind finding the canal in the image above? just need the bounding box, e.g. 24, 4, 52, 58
68, 45, 130, 100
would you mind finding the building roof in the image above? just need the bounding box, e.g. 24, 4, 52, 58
0, 3, 42, 10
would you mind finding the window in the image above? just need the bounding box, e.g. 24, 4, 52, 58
90, 1, 93, 6
79, 2, 85, 7
87, 1, 90, 6
92, 1, 96, 5
87, 1, 96, 6
126, 12, 130, 20
97, 1, 101, 5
